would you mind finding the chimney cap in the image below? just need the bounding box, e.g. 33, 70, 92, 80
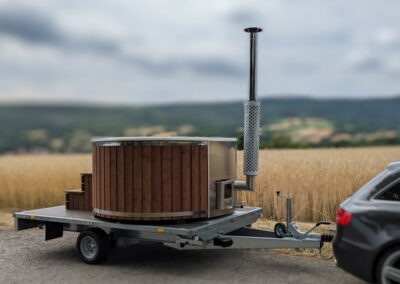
244, 27, 263, 33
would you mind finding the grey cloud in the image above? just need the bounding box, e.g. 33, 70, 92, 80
123, 56, 244, 77
185, 59, 244, 77
0, 5, 246, 78
352, 57, 383, 72
227, 10, 260, 25
281, 60, 315, 74
0, 6, 119, 54
0, 7, 61, 44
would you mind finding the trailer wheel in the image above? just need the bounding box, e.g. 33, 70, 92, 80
274, 223, 287, 238
77, 229, 110, 264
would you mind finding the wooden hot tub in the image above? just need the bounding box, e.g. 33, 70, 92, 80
90, 137, 237, 221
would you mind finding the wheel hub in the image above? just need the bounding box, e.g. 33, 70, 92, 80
382, 250, 400, 284
80, 236, 98, 259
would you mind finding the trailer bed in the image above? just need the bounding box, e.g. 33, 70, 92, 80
14, 206, 262, 241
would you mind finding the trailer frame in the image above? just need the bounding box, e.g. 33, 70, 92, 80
13, 205, 330, 263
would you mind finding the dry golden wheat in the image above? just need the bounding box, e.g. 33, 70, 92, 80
238, 147, 400, 222
0, 154, 91, 211
0, 147, 399, 222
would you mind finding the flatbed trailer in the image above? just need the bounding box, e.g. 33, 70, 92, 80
14, 205, 332, 264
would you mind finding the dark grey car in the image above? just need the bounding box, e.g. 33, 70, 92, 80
333, 161, 400, 283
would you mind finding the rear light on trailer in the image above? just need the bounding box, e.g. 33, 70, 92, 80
336, 208, 352, 226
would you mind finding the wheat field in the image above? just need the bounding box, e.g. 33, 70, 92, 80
1, 147, 400, 222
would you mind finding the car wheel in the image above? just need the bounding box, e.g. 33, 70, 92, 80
76, 229, 110, 264
376, 246, 400, 284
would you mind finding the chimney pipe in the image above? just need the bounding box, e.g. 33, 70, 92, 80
235, 27, 262, 191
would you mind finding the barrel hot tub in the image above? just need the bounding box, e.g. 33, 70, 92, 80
91, 137, 237, 221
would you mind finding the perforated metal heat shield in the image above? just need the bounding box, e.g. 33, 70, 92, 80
243, 101, 260, 176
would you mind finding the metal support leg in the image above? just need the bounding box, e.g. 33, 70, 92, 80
286, 196, 292, 229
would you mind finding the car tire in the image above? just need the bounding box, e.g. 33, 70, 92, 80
76, 228, 110, 264
376, 246, 400, 284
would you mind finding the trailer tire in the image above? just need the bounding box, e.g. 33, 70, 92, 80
77, 229, 110, 264
274, 223, 287, 238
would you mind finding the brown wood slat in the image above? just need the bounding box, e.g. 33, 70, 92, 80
86, 174, 93, 211
181, 145, 191, 212
151, 146, 162, 215
117, 147, 125, 213
171, 146, 182, 220
78, 193, 84, 210
65, 193, 70, 209
104, 147, 111, 211
191, 146, 200, 218
161, 146, 172, 220
92, 148, 97, 209
199, 146, 208, 218
73, 194, 79, 210
82, 174, 89, 211
110, 147, 117, 211
98, 147, 105, 211
124, 146, 133, 212
133, 146, 143, 220
96, 147, 100, 209
142, 146, 152, 220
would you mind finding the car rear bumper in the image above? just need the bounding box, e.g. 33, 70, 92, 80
333, 234, 375, 282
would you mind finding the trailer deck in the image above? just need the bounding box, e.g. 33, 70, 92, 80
14, 206, 262, 241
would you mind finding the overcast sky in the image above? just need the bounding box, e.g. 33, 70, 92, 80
0, 0, 399, 105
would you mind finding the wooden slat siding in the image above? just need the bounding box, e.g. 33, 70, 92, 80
110, 147, 118, 212
171, 146, 182, 220
82, 174, 88, 210
87, 174, 93, 210
124, 146, 133, 212
151, 146, 162, 217
181, 145, 192, 212
99, 147, 104, 211
96, 147, 100, 208
94, 147, 98, 209
104, 147, 111, 211
96, 147, 100, 210
96, 147, 101, 208
78, 192, 84, 210
81, 174, 86, 210
65, 192, 70, 209
199, 146, 208, 218
133, 146, 143, 220
191, 146, 200, 219
90, 174, 93, 210
85, 174, 92, 210
68, 194, 73, 209
161, 146, 172, 220
92, 147, 97, 209
76, 195, 81, 210
142, 146, 152, 220
91, 144, 210, 220
81, 174, 89, 210
73, 194, 79, 210
117, 147, 125, 215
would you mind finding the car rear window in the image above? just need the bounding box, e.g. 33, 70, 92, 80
375, 180, 400, 202
366, 171, 400, 199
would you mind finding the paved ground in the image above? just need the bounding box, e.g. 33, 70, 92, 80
0, 228, 365, 284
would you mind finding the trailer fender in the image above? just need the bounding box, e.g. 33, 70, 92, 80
45, 222, 64, 241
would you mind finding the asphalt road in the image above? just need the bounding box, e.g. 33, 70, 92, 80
0, 228, 365, 284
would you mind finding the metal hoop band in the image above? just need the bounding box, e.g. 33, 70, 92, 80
93, 208, 207, 218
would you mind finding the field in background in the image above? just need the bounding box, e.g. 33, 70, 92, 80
1, 147, 400, 223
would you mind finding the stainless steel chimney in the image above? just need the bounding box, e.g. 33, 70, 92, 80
235, 27, 262, 191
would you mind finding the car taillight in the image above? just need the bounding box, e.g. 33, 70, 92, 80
336, 208, 352, 226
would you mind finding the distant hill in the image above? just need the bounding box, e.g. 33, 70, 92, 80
1, 97, 400, 153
